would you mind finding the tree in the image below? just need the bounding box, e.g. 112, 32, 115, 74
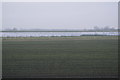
93, 26, 99, 31
12, 27, 17, 31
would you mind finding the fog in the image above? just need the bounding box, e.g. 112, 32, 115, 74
2, 2, 118, 30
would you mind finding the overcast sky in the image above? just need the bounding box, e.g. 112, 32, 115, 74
2, 2, 118, 30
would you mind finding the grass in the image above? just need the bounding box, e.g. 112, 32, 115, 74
2, 36, 118, 78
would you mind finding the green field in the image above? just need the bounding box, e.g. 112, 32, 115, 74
2, 36, 118, 78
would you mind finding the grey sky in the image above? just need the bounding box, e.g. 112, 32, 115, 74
2, 2, 118, 30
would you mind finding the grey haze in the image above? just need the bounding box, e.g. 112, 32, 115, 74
2, 2, 118, 30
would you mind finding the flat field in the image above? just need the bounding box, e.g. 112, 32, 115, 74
2, 36, 118, 78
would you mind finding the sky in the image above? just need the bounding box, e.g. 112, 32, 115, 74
2, 2, 118, 30
1, 0, 119, 2
0, 4, 1, 32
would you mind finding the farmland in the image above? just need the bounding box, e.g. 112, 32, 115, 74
2, 36, 118, 78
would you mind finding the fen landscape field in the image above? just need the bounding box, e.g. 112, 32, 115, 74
2, 35, 118, 78
2, 2, 119, 79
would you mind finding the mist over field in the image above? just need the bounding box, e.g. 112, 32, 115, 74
2, 2, 118, 79
2, 2, 118, 30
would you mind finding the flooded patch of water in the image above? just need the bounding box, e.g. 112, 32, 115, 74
0, 32, 119, 37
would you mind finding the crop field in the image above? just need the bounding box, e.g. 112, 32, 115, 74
2, 36, 118, 78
